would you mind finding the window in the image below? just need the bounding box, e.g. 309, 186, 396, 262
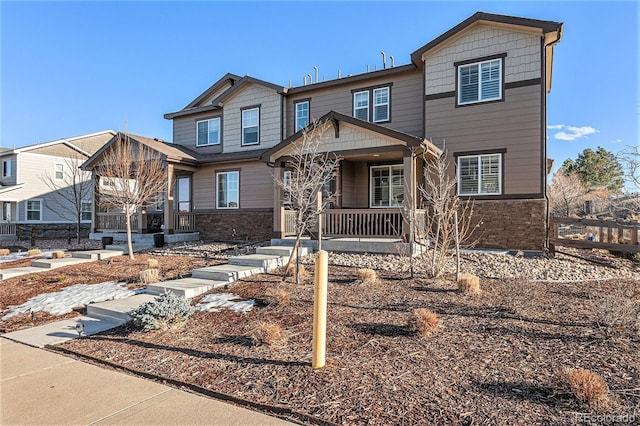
241, 107, 259, 145
196, 117, 221, 146
2, 202, 11, 221
2, 160, 10, 178
26, 200, 42, 221
373, 87, 390, 122
458, 154, 502, 195
54, 163, 64, 180
295, 101, 309, 131
353, 91, 369, 121
217, 171, 239, 209
81, 202, 92, 221
370, 165, 404, 207
458, 58, 502, 105
283, 170, 292, 204
176, 176, 191, 212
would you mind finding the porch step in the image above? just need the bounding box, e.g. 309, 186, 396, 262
270, 238, 318, 251
71, 249, 123, 260
146, 278, 226, 299
0, 266, 44, 280
192, 264, 264, 282
256, 246, 310, 257
228, 254, 285, 271
30, 257, 90, 269
105, 243, 151, 254
85, 294, 157, 322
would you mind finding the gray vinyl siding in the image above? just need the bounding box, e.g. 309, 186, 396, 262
1, 155, 17, 186
286, 69, 423, 138
192, 160, 273, 210
425, 84, 542, 195
172, 110, 224, 155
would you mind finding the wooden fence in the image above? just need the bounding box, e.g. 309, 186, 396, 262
550, 216, 640, 253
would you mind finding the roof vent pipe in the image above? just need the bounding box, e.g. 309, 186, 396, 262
303, 76, 308, 85
367, 64, 370, 72
338, 69, 341, 78
390, 56, 395, 67
289, 79, 292, 88
381, 51, 386, 69
308, 74, 313, 85
313, 66, 319, 83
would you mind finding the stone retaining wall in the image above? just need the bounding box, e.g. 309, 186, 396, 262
195, 210, 273, 242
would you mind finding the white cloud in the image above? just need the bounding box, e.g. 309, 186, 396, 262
547, 124, 599, 141
612, 138, 623, 143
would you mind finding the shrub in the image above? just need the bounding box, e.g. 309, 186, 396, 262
285, 263, 308, 279
27, 249, 41, 256
250, 321, 287, 346
356, 268, 377, 284
130, 292, 194, 331
408, 308, 439, 338
264, 286, 290, 307
0, 249, 10, 256
592, 287, 639, 337
562, 368, 611, 412
139, 268, 160, 285
457, 273, 480, 294
56, 274, 67, 282
52, 251, 65, 259
147, 258, 159, 268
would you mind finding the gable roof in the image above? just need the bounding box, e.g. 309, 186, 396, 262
261, 111, 439, 163
81, 132, 199, 170
164, 74, 285, 119
183, 72, 242, 110
410, 11, 563, 65
0, 131, 116, 158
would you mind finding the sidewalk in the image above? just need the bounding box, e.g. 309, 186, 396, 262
0, 338, 293, 425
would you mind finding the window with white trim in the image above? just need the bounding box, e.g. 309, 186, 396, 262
217, 171, 239, 209
241, 108, 259, 145
81, 202, 92, 221
2, 202, 11, 221
373, 87, 390, 122
54, 163, 64, 180
26, 200, 42, 221
458, 58, 502, 105
295, 101, 309, 131
176, 176, 191, 212
2, 160, 10, 178
353, 91, 369, 121
370, 165, 404, 207
196, 117, 221, 146
458, 154, 502, 195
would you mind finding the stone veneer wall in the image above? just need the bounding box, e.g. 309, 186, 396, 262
17, 223, 92, 240
195, 209, 273, 242
470, 199, 547, 251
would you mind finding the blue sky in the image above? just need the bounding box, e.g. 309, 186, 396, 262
1, 1, 638, 173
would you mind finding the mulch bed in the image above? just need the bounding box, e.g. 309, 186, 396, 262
58, 267, 640, 425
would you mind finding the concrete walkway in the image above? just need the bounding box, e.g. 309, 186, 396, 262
0, 338, 293, 425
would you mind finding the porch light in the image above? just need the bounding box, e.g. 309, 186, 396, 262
372, 154, 380, 157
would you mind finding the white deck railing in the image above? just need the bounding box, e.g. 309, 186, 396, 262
322, 209, 403, 237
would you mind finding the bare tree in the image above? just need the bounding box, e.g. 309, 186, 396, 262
548, 170, 588, 217
418, 152, 478, 278
41, 151, 92, 244
617, 145, 640, 215
94, 133, 166, 259
274, 120, 340, 285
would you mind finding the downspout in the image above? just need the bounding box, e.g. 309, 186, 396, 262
542, 27, 563, 256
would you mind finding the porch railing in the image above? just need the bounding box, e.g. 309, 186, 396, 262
96, 213, 139, 232
322, 209, 403, 237
0, 222, 16, 236
174, 213, 195, 233
284, 210, 296, 236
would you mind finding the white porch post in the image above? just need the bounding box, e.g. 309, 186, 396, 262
273, 163, 285, 238
164, 164, 174, 235
91, 172, 100, 234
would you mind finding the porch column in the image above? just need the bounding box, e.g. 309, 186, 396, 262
402, 150, 416, 242
273, 163, 285, 238
91, 172, 100, 234
164, 163, 175, 235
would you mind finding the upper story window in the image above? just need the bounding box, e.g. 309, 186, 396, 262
2, 159, 10, 178
241, 107, 260, 146
295, 101, 309, 131
196, 117, 221, 146
353, 85, 391, 123
54, 163, 64, 180
458, 153, 502, 195
216, 171, 239, 209
458, 58, 503, 105
26, 199, 42, 221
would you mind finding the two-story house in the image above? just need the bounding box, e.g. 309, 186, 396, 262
83, 12, 562, 251
0, 131, 115, 241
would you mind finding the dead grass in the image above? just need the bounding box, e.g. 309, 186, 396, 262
592, 287, 640, 338
0, 248, 10, 256
139, 268, 160, 285
408, 308, 439, 338
562, 368, 612, 412
147, 258, 159, 268
264, 286, 290, 308
284, 263, 309, 279
52, 251, 65, 259
26, 249, 41, 256
356, 268, 377, 284
458, 273, 480, 294
250, 321, 287, 346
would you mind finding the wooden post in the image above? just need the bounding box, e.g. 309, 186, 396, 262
164, 164, 174, 235
273, 163, 285, 238
454, 210, 460, 281
402, 151, 416, 241
312, 250, 328, 369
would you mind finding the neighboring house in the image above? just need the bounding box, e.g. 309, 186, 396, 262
83, 12, 563, 251
0, 131, 115, 241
